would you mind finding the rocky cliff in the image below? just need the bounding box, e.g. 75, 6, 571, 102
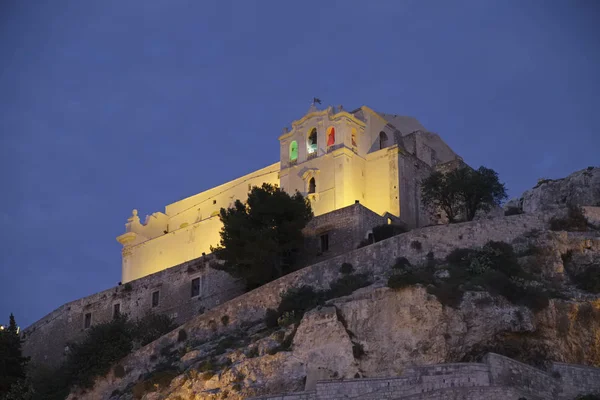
505, 166, 600, 214
66, 169, 600, 400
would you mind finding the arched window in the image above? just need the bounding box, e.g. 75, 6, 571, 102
307, 128, 317, 154
326, 127, 335, 147
308, 177, 316, 194
379, 131, 389, 150
351, 128, 357, 148
289, 140, 298, 161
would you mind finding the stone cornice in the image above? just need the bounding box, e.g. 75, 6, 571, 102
329, 146, 360, 159
302, 168, 321, 180
279, 145, 364, 172
278, 109, 366, 141
116, 232, 137, 246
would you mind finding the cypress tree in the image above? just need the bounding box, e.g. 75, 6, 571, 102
0, 314, 29, 396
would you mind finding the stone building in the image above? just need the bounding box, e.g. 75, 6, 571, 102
118, 104, 462, 283
23, 103, 462, 367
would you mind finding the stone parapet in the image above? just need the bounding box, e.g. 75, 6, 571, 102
248, 354, 600, 400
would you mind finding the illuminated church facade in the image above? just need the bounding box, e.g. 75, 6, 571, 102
117, 104, 462, 283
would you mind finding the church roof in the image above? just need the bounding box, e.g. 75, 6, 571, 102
349, 107, 427, 135
376, 112, 426, 135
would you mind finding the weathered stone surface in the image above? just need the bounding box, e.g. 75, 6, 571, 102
70, 266, 600, 399
328, 287, 536, 378
583, 206, 600, 229
292, 306, 356, 379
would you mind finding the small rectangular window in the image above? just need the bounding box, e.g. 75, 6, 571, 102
84, 313, 92, 329
113, 304, 121, 319
320, 234, 329, 252
151, 291, 160, 308
212, 199, 216, 205
191, 277, 200, 297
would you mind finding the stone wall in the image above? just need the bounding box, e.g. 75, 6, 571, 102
398, 152, 435, 228
24, 203, 382, 369
313, 363, 491, 399
22, 254, 243, 367
249, 354, 600, 400
119, 162, 281, 282
434, 158, 467, 175
484, 353, 560, 399
301, 203, 386, 264
76, 212, 554, 399
251, 391, 316, 400
392, 387, 543, 400
251, 386, 539, 400
552, 362, 600, 399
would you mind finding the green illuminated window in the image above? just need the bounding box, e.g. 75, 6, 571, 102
289, 140, 298, 161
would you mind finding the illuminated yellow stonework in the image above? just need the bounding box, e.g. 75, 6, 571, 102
119, 163, 280, 283
118, 104, 461, 282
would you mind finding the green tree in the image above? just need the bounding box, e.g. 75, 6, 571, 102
28, 312, 176, 399
1, 378, 34, 400
63, 314, 134, 389
133, 312, 177, 346
0, 314, 30, 398
211, 183, 313, 289
421, 166, 507, 223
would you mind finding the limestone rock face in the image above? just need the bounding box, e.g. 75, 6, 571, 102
68, 284, 600, 400
508, 167, 600, 213
583, 206, 600, 229
291, 306, 357, 380
326, 287, 536, 378
65, 214, 600, 400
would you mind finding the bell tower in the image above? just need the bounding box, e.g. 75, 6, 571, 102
278, 103, 367, 216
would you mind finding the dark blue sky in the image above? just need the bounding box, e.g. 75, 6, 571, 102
1, 1, 599, 328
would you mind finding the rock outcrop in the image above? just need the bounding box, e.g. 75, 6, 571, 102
63, 220, 600, 400
505, 166, 600, 213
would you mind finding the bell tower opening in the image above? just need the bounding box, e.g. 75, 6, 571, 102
307, 128, 317, 154
326, 127, 335, 147
379, 131, 389, 149
308, 177, 316, 194
289, 140, 298, 162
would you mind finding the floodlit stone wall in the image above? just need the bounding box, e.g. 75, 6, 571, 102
118, 163, 281, 282
116, 106, 462, 283
117, 105, 462, 284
